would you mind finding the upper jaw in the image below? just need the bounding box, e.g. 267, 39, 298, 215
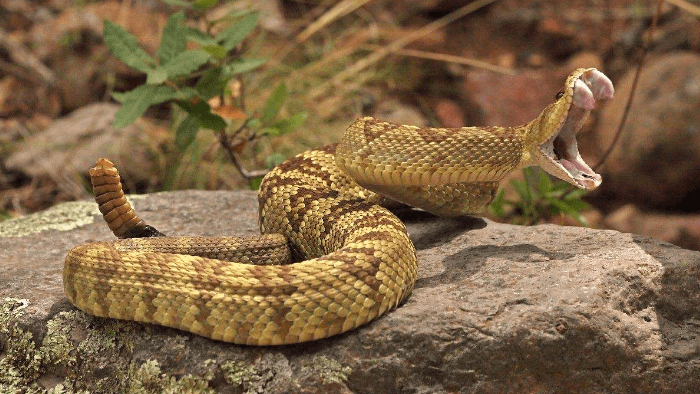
536, 68, 614, 190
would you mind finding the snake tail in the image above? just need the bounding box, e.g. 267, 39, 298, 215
89, 158, 164, 238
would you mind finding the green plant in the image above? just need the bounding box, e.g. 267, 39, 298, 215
104, 0, 306, 184
489, 167, 590, 226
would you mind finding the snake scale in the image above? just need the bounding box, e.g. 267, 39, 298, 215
64, 68, 614, 345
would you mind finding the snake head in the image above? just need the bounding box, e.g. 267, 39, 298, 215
533, 68, 614, 190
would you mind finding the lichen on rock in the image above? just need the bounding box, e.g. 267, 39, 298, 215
303, 356, 352, 385
127, 359, 216, 394
222, 360, 259, 387
0, 201, 98, 237
0, 297, 223, 393
0, 195, 145, 237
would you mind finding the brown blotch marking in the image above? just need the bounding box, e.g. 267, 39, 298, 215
194, 298, 214, 337
478, 125, 512, 136
415, 127, 453, 144
350, 226, 404, 244
81, 246, 118, 317
274, 154, 325, 175
362, 119, 394, 143
326, 251, 380, 281
317, 144, 337, 154
338, 247, 383, 284
141, 287, 160, 324
283, 186, 340, 235
246, 264, 298, 297
293, 165, 331, 184
273, 304, 295, 339
324, 251, 385, 306
190, 257, 224, 291
331, 197, 376, 219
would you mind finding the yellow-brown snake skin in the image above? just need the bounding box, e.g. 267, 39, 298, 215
64, 69, 614, 345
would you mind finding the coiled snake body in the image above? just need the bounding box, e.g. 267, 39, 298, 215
64, 69, 613, 345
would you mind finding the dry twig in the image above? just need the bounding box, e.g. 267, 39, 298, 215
308, 0, 499, 99
218, 130, 268, 181
296, 0, 377, 43
555, 0, 664, 204
664, 0, 700, 16
592, 0, 664, 170
0, 28, 55, 85
360, 44, 516, 75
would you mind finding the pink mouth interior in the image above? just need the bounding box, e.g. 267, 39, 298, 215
545, 69, 614, 189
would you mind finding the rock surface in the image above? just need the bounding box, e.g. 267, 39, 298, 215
1, 190, 700, 393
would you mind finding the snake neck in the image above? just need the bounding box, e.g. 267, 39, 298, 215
516, 117, 551, 169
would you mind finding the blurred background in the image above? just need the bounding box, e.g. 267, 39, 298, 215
1, 0, 699, 249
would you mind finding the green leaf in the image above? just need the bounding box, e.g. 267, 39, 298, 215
260, 113, 306, 137
209, 8, 253, 25
259, 126, 281, 136
561, 198, 589, 212
162, 50, 210, 78
175, 115, 199, 151
113, 85, 180, 128
162, 0, 192, 7
489, 189, 506, 217
111, 91, 127, 103
158, 11, 187, 64
248, 177, 263, 190
549, 181, 571, 194
265, 153, 286, 168
194, 0, 218, 9
126, 85, 194, 102
103, 20, 154, 73
273, 112, 307, 135
177, 100, 227, 130
262, 82, 287, 124
227, 58, 266, 74
547, 198, 589, 226
247, 118, 262, 129
201, 44, 227, 59
217, 12, 259, 51
564, 188, 588, 200
146, 67, 168, 84
196, 67, 228, 100
187, 27, 217, 46
537, 171, 552, 193
177, 87, 200, 100
509, 179, 529, 201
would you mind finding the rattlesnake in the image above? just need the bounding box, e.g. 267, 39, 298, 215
64, 68, 614, 345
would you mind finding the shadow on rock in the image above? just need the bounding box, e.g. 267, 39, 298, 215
393, 208, 487, 250
416, 243, 574, 289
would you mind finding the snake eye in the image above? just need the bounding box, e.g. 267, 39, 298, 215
555, 91, 564, 99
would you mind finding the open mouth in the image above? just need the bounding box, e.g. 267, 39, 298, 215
538, 69, 614, 190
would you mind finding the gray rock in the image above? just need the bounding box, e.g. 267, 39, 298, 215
1, 190, 699, 393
